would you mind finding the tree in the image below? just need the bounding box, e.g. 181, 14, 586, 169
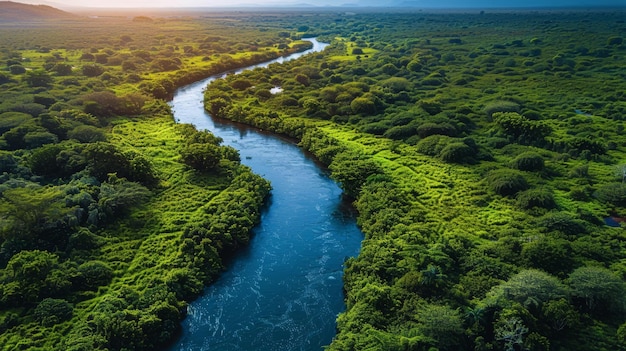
24, 70, 53, 87
567, 266, 625, 314
53, 63, 73, 76
487, 169, 529, 196
329, 151, 382, 198
2, 250, 72, 305
417, 304, 464, 350
82, 64, 105, 77
180, 143, 222, 172
350, 96, 376, 115
495, 317, 528, 351
1, 186, 72, 238
512, 152, 544, 171
490, 269, 568, 309
9, 64, 26, 74
34, 298, 73, 326
521, 237, 573, 276
541, 298, 578, 331
493, 112, 551, 144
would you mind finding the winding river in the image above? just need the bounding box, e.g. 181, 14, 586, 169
167, 39, 364, 351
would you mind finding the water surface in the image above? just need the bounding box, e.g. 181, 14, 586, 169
167, 39, 363, 351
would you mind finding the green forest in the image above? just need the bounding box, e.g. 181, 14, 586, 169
1, 5, 626, 351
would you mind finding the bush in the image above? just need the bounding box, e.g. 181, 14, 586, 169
512, 152, 544, 171
516, 187, 556, 209
77, 261, 113, 290
487, 169, 529, 196
538, 212, 588, 236
493, 112, 552, 144
34, 298, 73, 326
82, 64, 105, 77
383, 125, 416, 140
416, 135, 453, 156
439, 142, 475, 164
9, 64, 26, 74
416, 122, 457, 138
68, 125, 107, 143
594, 182, 626, 207
29, 144, 63, 176
180, 143, 222, 172
350, 97, 376, 115
484, 101, 520, 119
0, 112, 32, 134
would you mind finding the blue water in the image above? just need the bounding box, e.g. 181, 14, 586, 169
167, 40, 363, 351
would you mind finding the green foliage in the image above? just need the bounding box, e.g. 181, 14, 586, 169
594, 182, 626, 207
417, 304, 464, 350
1, 9, 626, 351
180, 143, 222, 172
34, 298, 73, 326
521, 237, 574, 276
493, 112, 552, 145
490, 269, 568, 308
516, 187, 556, 210
329, 151, 382, 198
23, 69, 52, 87
439, 142, 475, 164
511, 152, 544, 171
82, 63, 105, 77
487, 169, 529, 196
97, 177, 151, 219
567, 266, 625, 315
76, 261, 113, 290
68, 125, 107, 143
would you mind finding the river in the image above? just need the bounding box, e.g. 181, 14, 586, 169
167, 39, 364, 351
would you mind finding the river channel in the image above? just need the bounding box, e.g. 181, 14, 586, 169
167, 39, 364, 351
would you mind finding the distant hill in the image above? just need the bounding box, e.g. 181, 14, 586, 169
0, 1, 76, 22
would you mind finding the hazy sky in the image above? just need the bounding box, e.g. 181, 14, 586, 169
18, 0, 626, 8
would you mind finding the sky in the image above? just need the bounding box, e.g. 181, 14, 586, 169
15, 0, 626, 8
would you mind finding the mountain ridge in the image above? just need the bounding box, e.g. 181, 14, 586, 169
0, 1, 77, 22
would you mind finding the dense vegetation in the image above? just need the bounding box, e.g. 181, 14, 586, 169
203, 9, 626, 351
0, 12, 321, 350
1, 5, 626, 351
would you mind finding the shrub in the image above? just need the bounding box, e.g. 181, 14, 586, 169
439, 142, 475, 164
416, 122, 457, 138
68, 125, 107, 143
486, 169, 529, 196
350, 97, 376, 115
180, 143, 222, 172
594, 182, 626, 207
493, 112, 552, 144
23, 131, 58, 149
516, 187, 556, 209
29, 144, 63, 176
419, 99, 442, 115
9, 64, 26, 74
381, 77, 410, 93
607, 36, 623, 46
34, 298, 73, 326
538, 212, 588, 235
0, 112, 32, 134
77, 261, 113, 290
82, 64, 105, 77
383, 125, 416, 140
416, 135, 453, 156
484, 101, 520, 119
512, 152, 544, 171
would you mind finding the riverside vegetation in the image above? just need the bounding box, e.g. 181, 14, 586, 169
203, 9, 626, 351
0, 6, 625, 351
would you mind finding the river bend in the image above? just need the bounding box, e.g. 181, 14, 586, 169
167, 39, 363, 351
